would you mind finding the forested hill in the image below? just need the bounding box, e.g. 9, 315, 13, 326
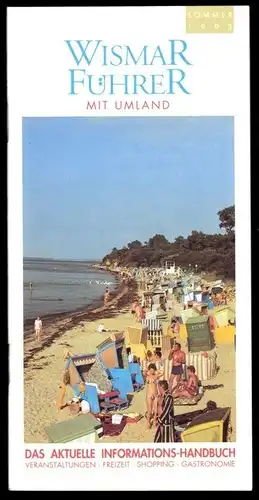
101, 206, 235, 279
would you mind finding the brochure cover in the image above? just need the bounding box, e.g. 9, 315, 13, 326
8, 6, 251, 491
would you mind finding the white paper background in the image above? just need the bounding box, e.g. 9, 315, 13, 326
7, 6, 251, 491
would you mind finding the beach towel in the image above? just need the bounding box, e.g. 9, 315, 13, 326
173, 393, 203, 406
101, 414, 127, 436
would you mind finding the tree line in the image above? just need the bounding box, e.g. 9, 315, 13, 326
102, 205, 235, 279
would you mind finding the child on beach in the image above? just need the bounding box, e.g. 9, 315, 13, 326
145, 363, 163, 429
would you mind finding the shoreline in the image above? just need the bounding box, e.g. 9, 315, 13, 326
24, 266, 120, 330
24, 271, 138, 368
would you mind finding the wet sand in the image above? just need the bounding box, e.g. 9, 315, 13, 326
24, 300, 236, 443
24, 277, 137, 367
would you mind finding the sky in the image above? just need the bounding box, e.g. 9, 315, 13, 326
23, 116, 234, 260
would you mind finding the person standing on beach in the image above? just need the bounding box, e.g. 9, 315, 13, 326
168, 343, 186, 393
154, 380, 175, 443
131, 299, 138, 322
145, 363, 163, 429
34, 316, 42, 342
104, 287, 110, 305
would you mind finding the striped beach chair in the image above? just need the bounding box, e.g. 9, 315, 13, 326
185, 351, 217, 381
141, 318, 163, 348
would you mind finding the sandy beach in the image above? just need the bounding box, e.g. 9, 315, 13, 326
24, 281, 236, 443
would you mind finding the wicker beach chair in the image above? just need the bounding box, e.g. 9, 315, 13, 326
141, 318, 163, 348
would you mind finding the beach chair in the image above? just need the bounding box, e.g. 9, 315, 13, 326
130, 372, 142, 391
128, 362, 144, 391
98, 390, 119, 411
110, 397, 129, 410
98, 390, 129, 411
141, 318, 163, 348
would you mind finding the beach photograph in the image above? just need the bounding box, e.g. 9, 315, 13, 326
23, 116, 235, 444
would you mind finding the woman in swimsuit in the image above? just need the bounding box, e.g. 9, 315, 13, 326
145, 363, 163, 429
154, 351, 164, 379
142, 350, 156, 380
173, 365, 199, 398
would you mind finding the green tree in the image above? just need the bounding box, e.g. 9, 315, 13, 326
217, 205, 235, 233
175, 235, 185, 244
148, 234, 169, 249
127, 240, 142, 249
101, 206, 235, 279
187, 231, 206, 251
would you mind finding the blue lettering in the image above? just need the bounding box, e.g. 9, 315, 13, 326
88, 75, 105, 95
125, 46, 148, 65
170, 40, 192, 65
151, 75, 166, 94
69, 69, 85, 95
133, 75, 149, 95
110, 46, 123, 66
110, 75, 129, 95
168, 68, 190, 94
150, 46, 167, 66
103, 45, 108, 66
65, 40, 102, 66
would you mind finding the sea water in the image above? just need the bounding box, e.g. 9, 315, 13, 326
23, 258, 116, 320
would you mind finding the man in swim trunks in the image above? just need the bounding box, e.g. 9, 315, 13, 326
168, 342, 186, 393
145, 363, 163, 429
173, 365, 199, 398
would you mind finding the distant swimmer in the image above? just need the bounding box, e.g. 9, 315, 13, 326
29, 282, 33, 292
34, 316, 42, 342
